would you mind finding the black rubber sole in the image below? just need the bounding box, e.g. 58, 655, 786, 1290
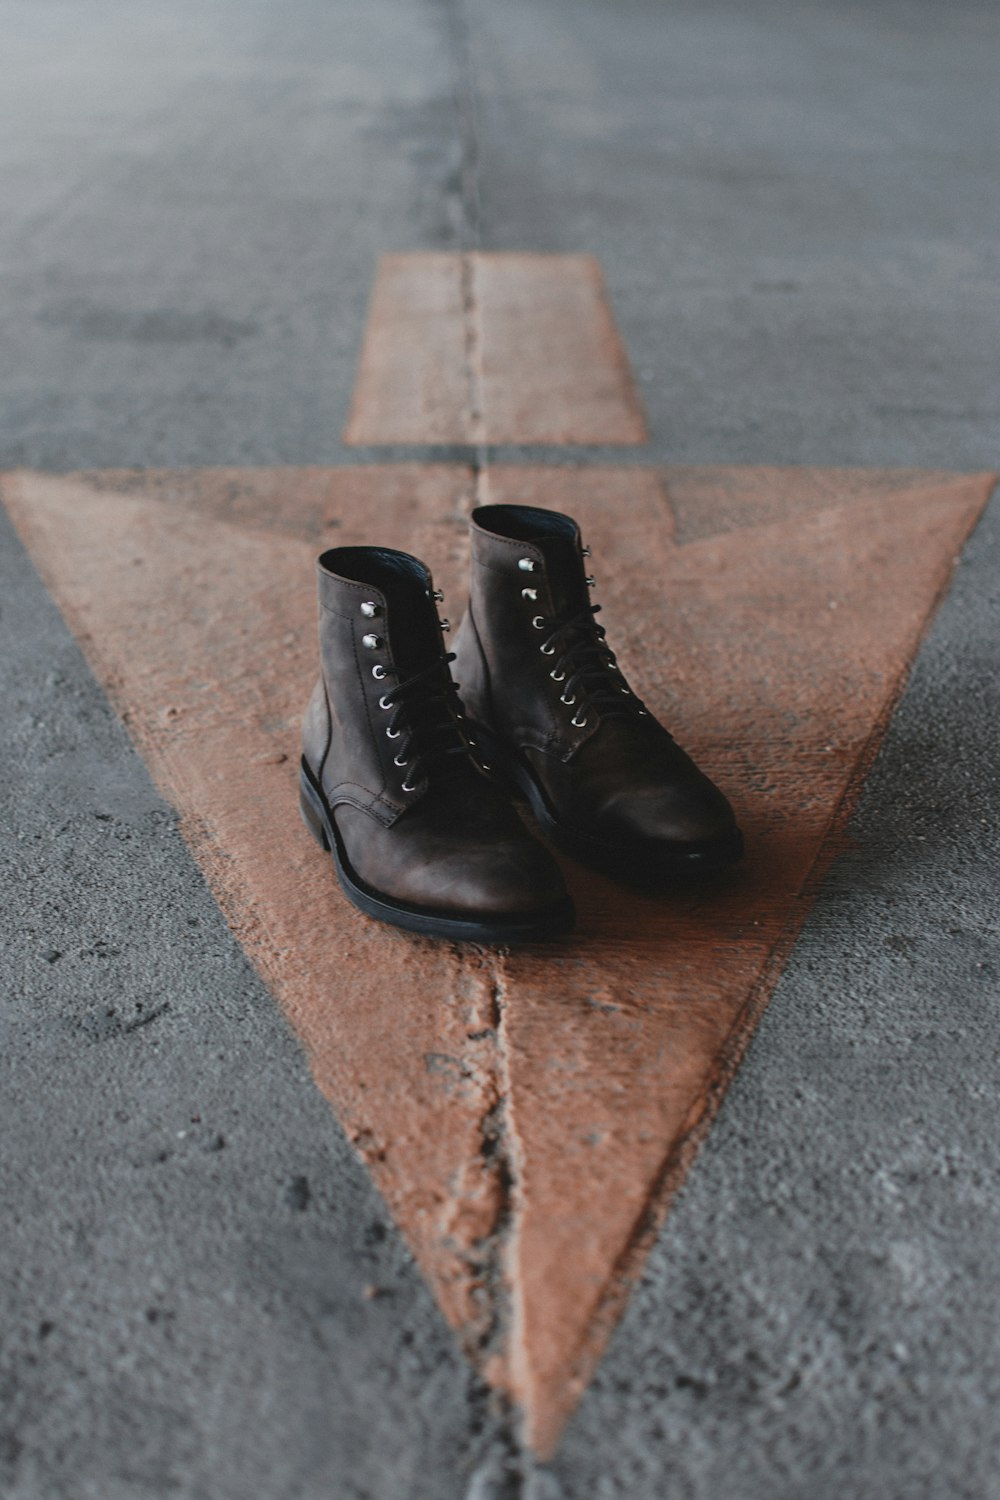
299, 760, 575, 944
471, 724, 744, 884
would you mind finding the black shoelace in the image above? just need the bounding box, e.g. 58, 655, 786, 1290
379, 654, 476, 789
537, 604, 648, 724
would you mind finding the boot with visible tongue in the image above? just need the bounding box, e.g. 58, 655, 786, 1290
300, 545, 574, 941
452, 505, 743, 882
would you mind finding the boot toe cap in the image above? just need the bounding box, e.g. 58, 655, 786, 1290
423, 841, 569, 918
595, 778, 739, 851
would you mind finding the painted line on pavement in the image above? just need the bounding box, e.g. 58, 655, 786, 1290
343, 253, 647, 447
3, 461, 992, 1454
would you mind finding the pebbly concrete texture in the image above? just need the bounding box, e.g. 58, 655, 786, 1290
6, 462, 990, 1465
548, 478, 1000, 1500
0, 501, 498, 1498
0, 0, 996, 476
462, 0, 1000, 473
1, 0, 999, 1497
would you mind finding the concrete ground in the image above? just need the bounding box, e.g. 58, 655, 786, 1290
2, 1, 998, 1497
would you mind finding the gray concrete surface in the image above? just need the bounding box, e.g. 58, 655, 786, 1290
1, 1, 998, 1496
0, 505, 499, 1498
552, 491, 1000, 1500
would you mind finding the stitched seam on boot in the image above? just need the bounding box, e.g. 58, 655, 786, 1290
323, 783, 399, 827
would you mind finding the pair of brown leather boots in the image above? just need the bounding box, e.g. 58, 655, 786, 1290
299, 503, 742, 942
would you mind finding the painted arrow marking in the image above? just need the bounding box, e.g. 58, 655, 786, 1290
343, 253, 647, 446
4, 461, 992, 1455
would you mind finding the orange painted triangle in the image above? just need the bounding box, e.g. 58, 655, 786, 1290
3, 462, 993, 1456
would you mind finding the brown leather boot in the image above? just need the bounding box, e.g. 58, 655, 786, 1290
299, 545, 574, 941
453, 505, 743, 882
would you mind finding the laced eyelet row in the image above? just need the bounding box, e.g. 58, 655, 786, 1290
380, 694, 415, 784
366, 594, 441, 794
520, 565, 590, 728
375, 657, 473, 792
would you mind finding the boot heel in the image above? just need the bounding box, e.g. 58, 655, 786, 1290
298, 764, 331, 850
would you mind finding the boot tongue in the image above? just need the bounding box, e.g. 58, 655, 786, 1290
384, 568, 445, 676
537, 532, 590, 617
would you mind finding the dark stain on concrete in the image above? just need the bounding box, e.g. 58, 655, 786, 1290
39, 303, 258, 347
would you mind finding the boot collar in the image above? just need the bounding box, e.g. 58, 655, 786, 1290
317, 546, 447, 675
470, 504, 592, 616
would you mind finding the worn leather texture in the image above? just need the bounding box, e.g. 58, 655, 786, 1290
454, 505, 739, 851
302, 544, 570, 916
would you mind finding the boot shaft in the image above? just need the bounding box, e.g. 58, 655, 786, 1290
453, 505, 742, 876
304, 546, 459, 824
454, 504, 607, 758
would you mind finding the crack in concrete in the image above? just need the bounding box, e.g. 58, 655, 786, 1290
439, 17, 524, 1461
463, 969, 515, 1360
442, 0, 483, 254
459, 251, 487, 456
457, 958, 531, 1492
441, 0, 491, 501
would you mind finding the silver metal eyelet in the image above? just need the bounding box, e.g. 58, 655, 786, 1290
362, 633, 382, 650
550, 669, 566, 682
401, 778, 417, 792
571, 711, 588, 728
518, 558, 535, 573
638, 708, 649, 716
432, 589, 444, 602
438, 617, 450, 631
620, 685, 630, 694
386, 727, 401, 739
393, 753, 408, 768
532, 616, 545, 630
378, 693, 393, 709
372, 665, 387, 680
581, 545, 591, 558
585, 575, 596, 588
521, 587, 537, 601
540, 643, 555, 656
559, 691, 576, 706
360, 601, 379, 618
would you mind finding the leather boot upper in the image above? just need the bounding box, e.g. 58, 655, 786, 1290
303, 545, 570, 917
452, 505, 740, 854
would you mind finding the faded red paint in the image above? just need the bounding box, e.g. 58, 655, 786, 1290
3, 463, 992, 1455
343, 253, 647, 446
484, 464, 995, 1451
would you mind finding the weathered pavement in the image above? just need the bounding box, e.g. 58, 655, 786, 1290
2, 2, 999, 1497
